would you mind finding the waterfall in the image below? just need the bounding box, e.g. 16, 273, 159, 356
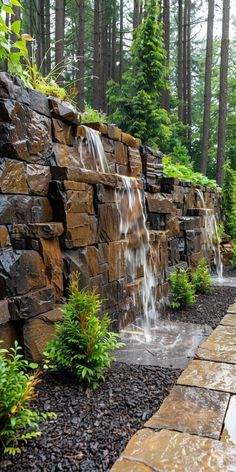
116, 177, 157, 341
77, 125, 109, 173
196, 189, 223, 279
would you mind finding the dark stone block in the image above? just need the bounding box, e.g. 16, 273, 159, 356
0, 195, 52, 224
49, 97, 79, 124
168, 238, 180, 265
9, 287, 55, 320
179, 216, 201, 230
28, 89, 51, 117
0, 73, 30, 104
0, 100, 53, 164
147, 213, 166, 230
0, 249, 46, 297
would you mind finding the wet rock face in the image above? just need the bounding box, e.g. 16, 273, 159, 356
0, 73, 222, 358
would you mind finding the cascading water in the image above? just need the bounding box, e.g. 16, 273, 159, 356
77, 125, 109, 173
196, 188, 223, 279
115, 177, 157, 342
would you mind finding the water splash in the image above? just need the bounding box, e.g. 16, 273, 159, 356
77, 125, 109, 173
116, 176, 157, 341
196, 189, 223, 279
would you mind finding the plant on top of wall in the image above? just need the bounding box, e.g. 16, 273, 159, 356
168, 266, 196, 309
163, 156, 220, 190
0, 342, 55, 456
192, 258, 213, 294
44, 272, 123, 390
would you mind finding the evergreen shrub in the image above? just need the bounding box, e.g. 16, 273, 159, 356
168, 267, 196, 309
192, 258, 213, 294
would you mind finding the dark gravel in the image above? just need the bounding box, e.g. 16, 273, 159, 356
163, 285, 236, 329
1, 285, 235, 472
1, 364, 181, 472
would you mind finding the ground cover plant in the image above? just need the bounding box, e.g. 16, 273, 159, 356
44, 272, 122, 389
0, 342, 54, 456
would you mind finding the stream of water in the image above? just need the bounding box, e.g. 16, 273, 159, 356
196, 189, 223, 279
78, 125, 109, 173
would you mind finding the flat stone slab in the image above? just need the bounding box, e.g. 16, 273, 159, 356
196, 325, 236, 363
145, 385, 229, 439
111, 428, 236, 471
221, 396, 236, 446
115, 321, 211, 368
177, 360, 236, 393
220, 313, 236, 327
228, 303, 236, 313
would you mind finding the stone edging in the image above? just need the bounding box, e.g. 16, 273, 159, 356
111, 301, 236, 471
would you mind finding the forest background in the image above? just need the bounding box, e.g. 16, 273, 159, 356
0, 0, 235, 186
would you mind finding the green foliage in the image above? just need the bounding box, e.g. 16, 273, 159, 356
168, 140, 191, 166
44, 273, 123, 389
192, 258, 213, 294
81, 103, 108, 123
230, 243, 236, 268
222, 160, 236, 239
163, 156, 220, 190
168, 267, 196, 309
0, 342, 55, 456
107, 0, 171, 149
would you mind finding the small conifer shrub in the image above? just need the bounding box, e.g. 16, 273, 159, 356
168, 267, 196, 309
0, 342, 54, 456
44, 273, 123, 389
192, 258, 213, 294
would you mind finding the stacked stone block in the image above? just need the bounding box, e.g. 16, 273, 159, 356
0, 73, 222, 360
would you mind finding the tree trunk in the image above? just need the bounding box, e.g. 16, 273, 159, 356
187, 0, 192, 145
183, 0, 187, 127
133, 0, 140, 32
93, 0, 100, 109
111, 1, 117, 81
216, 0, 230, 185
160, 0, 170, 111
55, 0, 65, 84
119, 0, 124, 84
45, 0, 51, 75
178, 0, 183, 122
78, 0, 85, 111
36, 0, 45, 73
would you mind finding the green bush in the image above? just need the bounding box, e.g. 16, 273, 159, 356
0, 342, 54, 456
192, 258, 213, 294
168, 267, 196, 309
44, 273, 123, 389
163, 156, 220, 190
222, 160, 236, 239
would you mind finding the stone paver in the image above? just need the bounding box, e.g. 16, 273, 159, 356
221, 396, 236, 446
111, 302, 236, 471
177, 360, 236, 393
220, 313, 236, 327
145, 385, 229, 439
111, 428, 236, 472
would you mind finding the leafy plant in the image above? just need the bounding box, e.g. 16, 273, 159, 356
222, 160, 236, 239
81, 103, 108, 123
168, 267, 196, 309
192, 258, 213, 294
0, 342, 55, 456
163, 155, 220, 190
230, 243, 236, 268
44, 273, 123, 389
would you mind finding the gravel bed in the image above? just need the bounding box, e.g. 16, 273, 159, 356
163, 286, 236, 329
1, 364, 181, 472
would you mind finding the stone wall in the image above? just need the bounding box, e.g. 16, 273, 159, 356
0, 73, 221, 360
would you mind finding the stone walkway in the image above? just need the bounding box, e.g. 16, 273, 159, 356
111, 302, 236, 471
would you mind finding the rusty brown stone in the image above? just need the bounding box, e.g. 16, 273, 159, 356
11, 223, 64, 239
0, 249, 47, 297
0, 158, 28, 194
0, 322, 17, 350
0, 195, 52, 224
98, 204, 120, 242
146, 192, 176, 214
101, 136, 114, 153
121, 132, 140, 148
23, 306, 64, 362
40, 238, 64, 300
108, 124, 122, 141
128, 147, 142, 177
96, 184, 117, 203
52, 143, 81, 168
166, 215, 180, 236
63, 181, 86, 191
52, 118, 75, 145
0, 300, 10, 325
51, 165, 139, 188
116, 164, 130, 176
9, 287, 55, 320
98, 243, 109, 264
0, 100, 52, 164
108, 241, 126, 282
49, 97, 79, 123
65, 187, 94, 214
65, 213, 98, 248
114, 141, 128, 165
26, 163, 51, 196
0, 226, 11, 248
86, 246, 99, 277
85, 122, 108, 135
